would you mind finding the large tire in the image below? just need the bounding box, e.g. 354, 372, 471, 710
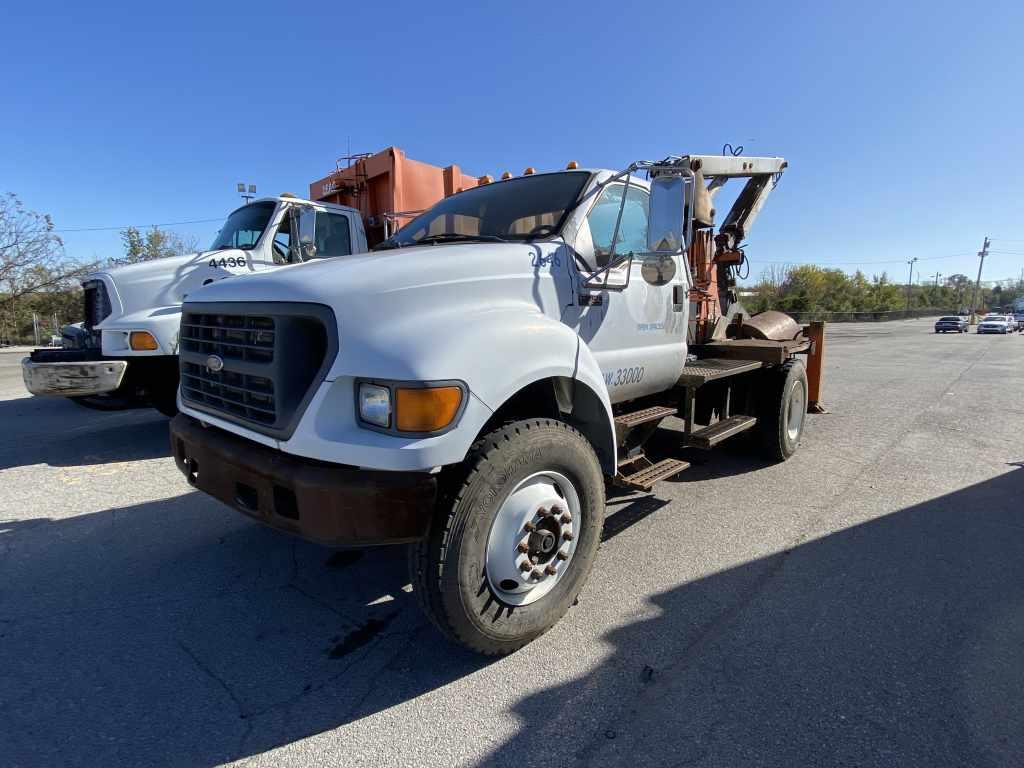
410, 419, 606, 655
756, 359, 808, 461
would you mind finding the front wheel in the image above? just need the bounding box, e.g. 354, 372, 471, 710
756, 359, 808, 461
411, 419, 606, 655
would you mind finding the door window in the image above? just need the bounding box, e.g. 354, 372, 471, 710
312, 212, 352, 259
587, 184, 649, 268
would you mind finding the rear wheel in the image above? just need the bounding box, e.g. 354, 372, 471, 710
411, 419, 605, 655
756, 359, 808, 461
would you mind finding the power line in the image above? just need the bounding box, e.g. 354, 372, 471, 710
54, 217, 223, 233
755, 251, 976, 267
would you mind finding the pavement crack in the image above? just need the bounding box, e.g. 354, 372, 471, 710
176, 637, 253, 759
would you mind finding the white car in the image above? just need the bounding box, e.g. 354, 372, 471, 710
977, 315, 1014, 334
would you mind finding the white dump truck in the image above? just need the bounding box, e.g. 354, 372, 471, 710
170, 153, 825, 654
22, 147, 479, 414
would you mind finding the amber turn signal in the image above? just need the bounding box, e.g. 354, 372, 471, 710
395, 386, 462, 432
129, 331, 159, 351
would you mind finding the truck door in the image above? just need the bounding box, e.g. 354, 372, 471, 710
575, 182, 687, 403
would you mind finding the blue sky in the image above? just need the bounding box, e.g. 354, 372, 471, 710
3, 0, 1022, 284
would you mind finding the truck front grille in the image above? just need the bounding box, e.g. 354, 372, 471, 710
179, 303, 337, 439
83, 280, 112, 329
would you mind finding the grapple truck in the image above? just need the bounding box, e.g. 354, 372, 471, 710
22, 147, 478, 415
170, 153, 825, 654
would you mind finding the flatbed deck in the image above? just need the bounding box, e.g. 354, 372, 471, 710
692, 337, 811, 365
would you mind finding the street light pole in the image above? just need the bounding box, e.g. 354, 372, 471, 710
969, 236, 990, 320
237, 182, 256, 205
905, 257, 918, 312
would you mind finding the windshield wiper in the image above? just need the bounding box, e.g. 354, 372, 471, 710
416, 233, 509, 246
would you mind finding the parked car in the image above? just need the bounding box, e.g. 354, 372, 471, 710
977, 315, 1014, 334
1013, 312, 1024, 331
934, 316, 969, 333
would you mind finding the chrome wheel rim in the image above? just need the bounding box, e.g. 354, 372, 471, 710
485, 471, 581, 606
787, 380, 806, 442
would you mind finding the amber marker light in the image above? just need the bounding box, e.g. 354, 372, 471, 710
395, 386, 463, 433
129, 331, 159, 351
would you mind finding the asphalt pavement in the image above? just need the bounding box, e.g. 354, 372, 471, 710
1, 321, 1022, 767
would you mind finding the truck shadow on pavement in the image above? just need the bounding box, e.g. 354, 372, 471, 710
3, 424, 1021, 765
0, 395, 170, 470
0, 492, 489, 767
490, 464, 1024, 767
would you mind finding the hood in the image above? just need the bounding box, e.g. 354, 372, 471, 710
91, 249, 251, 317
185, 241, 576, 357
186, 241, 565, 306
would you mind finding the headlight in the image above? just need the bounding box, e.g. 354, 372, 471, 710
358, 383, 391, 427
356, 380, 465, 434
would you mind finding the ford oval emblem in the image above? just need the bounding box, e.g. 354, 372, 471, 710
206, 354, 225, 373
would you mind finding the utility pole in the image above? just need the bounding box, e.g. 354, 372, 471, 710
969, 236, 990, 321
905, 257, 918, 312
935, 272, 942, 287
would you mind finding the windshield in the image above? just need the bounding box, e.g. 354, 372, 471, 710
210, 201, 275, 250
939, 317, 960, 322
378, 171, 590, 249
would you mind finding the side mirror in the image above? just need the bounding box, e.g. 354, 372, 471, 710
647, 176, 686, 253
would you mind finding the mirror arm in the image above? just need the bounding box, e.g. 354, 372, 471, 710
605, 173, 632, 266
584, 251, 633, 289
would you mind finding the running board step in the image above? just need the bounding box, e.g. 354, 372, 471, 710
610, 403, 675, 444
685, 415, 757, 449
614, 405, 677, 430
615, 457, 690, 492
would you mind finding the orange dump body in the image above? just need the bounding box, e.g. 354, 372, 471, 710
309, 146, 480, 247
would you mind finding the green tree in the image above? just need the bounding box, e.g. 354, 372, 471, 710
116, 225, 198, 265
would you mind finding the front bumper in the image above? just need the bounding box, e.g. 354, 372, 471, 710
170, 414, 437, 547
22, 349, 128, 397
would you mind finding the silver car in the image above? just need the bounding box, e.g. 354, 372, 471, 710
977, 315, 1014, 334
934, 316, 969, 333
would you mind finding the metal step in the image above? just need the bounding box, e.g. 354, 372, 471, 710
615, 457, 690, 492
614, 405, 677, 430
685, 414, 757, 449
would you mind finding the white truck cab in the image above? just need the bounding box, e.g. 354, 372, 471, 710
22, 196, 367, 414
171, 155, 823, 655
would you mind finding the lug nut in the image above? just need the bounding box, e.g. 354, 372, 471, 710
556, 550, 569, 561
560, 512, 572, 524
519, 560, 533, 572
545, 564, 558, 576
517, 541, 530, 554
537, 507, 552, 518
531, 569, 544, 581
524, 521, 537, 532
562, 530, 574, 541
530, 555, 539, 564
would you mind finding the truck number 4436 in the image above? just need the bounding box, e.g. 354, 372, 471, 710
209, 256, 246, 268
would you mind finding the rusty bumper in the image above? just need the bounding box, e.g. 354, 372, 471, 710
170, 414, 436, 547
